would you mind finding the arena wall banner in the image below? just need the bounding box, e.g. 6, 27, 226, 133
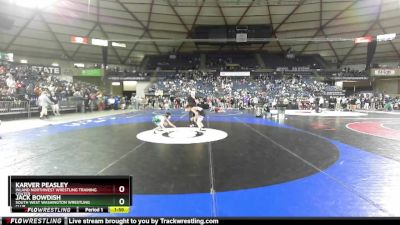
155, 90, 163, 96
371, 69, 399, 76
80, 69, 103, 77
0, 51, 13, 62
220, 71, 250, 76
30, 65, 61, 75
324, 91, 345, 96
276, 66, 311, 71
106, 77, 150, 81
330, 77, 369, 81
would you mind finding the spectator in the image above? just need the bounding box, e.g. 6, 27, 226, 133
38, 91, 53, 119
50, 92, 61, 116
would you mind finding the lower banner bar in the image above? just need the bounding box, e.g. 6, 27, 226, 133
11, 207, 110, 213
11, 207, 78, 213
67, 218, 220, 225
2, 217, 64, 225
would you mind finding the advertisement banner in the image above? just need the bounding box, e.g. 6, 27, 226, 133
0, 52, 14, 62
377, 33, 396, 42
354, 35, 372, 43
372, 69, 398, 76
71, 36, 89, 44
324, 91, 345, 96
155, 90, 163, 96
80, 69, 103, 77
220, 71, 250, 77
330, 77, 369, 81
92, 38, 108, 47
106, 76, 150, 81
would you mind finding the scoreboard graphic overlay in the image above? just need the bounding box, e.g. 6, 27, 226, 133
8, 176, 132, 213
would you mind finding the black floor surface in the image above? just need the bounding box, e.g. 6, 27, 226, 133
2, 110, 400, 195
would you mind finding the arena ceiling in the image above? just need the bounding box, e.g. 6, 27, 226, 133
0, 0, 400, 66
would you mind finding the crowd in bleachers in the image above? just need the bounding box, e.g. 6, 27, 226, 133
2, 51, 400, 115
146, 68, 400, 112
333, 94, 400, 111
319, 67, 370, 78
148, 70, 331, 110
144, 52, 325, 71
260, 53, 324, 70
206, 53, 259, 71
146, 54, 200, 70
0, 63, 113, 115
1, 65, 98, 100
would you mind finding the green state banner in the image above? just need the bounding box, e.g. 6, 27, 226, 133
80, 69, 104, 76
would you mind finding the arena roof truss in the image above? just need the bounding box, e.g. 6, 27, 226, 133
0, 0, 400, 65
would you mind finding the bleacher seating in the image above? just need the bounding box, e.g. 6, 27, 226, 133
145, 54, 200, 70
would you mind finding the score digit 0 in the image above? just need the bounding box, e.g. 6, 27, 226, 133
116, 185, 129, 206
